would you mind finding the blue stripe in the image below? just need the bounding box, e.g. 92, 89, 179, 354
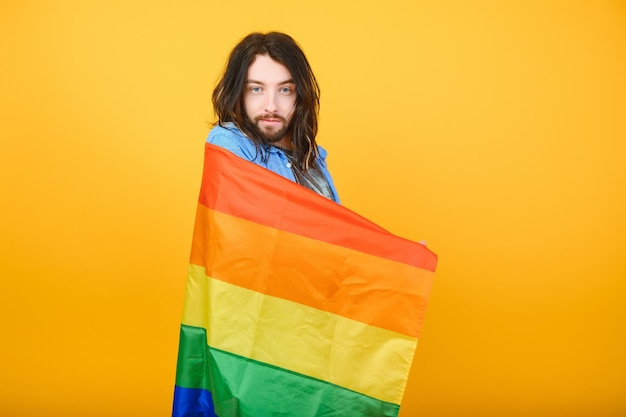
173, 386, 217, 417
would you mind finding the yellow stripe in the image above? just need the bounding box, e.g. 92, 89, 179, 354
183, 264, 418, 405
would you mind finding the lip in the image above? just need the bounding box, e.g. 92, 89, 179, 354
260, 118, 283, 125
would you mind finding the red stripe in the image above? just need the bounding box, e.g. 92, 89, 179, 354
199, 144, 437, 272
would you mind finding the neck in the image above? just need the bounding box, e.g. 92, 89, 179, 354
273, 134, 293, 150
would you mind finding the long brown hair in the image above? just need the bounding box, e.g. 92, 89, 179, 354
212, 32, 321, 169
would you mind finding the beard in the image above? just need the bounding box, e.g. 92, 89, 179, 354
248, 113, 291, 143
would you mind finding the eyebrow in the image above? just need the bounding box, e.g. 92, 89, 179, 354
246, 78, 295, 85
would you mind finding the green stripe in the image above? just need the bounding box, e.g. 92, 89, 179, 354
175, 324, 400, 417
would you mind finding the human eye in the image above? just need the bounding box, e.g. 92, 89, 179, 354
280, 85, 295, 95
248, 85, 262, 94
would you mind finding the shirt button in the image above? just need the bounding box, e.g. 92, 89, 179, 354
286, 163, 292, 168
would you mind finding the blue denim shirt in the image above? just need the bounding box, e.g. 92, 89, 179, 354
206, 123, 340, 203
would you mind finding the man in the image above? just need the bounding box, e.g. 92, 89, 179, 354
207, 32, 340, 203
172, 32, 436, 417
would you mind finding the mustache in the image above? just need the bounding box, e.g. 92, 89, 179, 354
255, 113, 286, 122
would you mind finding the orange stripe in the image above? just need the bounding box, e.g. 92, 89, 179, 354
190, 205, 434, 338
199, 143, 437, 272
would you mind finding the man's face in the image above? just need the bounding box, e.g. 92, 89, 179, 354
244, 54, 297, 148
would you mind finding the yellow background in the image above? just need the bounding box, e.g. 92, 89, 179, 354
1, 1, 624, 416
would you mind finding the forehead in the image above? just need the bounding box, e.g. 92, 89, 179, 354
246, 54, 293, 84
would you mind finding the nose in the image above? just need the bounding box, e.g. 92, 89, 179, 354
264, 91, 278, 113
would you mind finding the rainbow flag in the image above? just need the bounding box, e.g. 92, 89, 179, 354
173, 144, 437, 417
